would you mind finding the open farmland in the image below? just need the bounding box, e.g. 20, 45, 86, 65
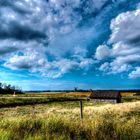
25, 91, 91, 97
0, 91, 140, 107
26, 91, 140, 97
1, 90, 139, 98
0, 101, 140, 140
0, 91, 140, 108
0, 91, 140, 140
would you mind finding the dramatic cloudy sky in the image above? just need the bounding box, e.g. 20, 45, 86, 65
0, 0, 140, 90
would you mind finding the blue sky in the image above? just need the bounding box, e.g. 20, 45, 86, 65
0, 0, 140, 91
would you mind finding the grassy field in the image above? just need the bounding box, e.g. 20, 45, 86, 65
0, 97, 81, 108
1, 90, 139, 97
0, 91, 91, 98
0, 92, 140, 140
0, 95, 140, 107
0, 101, 140, 140
0, 91, 140, 108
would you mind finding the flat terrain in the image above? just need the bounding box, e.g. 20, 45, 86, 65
0, 91, 140, 107
0, 92, 140, 140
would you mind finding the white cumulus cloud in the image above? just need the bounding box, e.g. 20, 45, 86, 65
109, 8, 140, 45
95, 45, 111, 60
95, 3, 140, 78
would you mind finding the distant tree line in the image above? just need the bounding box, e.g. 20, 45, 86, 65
27, 89, 90, 92
0, 82, 23, 94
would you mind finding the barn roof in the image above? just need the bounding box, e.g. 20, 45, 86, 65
89, 90, 121, 99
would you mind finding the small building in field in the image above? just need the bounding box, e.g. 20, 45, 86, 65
89, 90, 121, 103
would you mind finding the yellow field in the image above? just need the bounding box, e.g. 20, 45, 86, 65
26, 91, 91, 97
68, 91, 137, 97
26, 91, 137, 97
66, 91, 91, 96
120, 92, 137, 96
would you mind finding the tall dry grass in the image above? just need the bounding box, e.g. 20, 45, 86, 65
0, 101, 140, 140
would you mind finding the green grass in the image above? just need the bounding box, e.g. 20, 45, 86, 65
0, 97, 108, 109
0, 96, 82, 108
0, 95, 140, 108
122, 96, 140, 102
0, 91, 89, 97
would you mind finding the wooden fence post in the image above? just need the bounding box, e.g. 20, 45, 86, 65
79, 99, 83, 119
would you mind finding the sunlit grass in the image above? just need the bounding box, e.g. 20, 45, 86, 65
0, 101, 140, 140
0, 92, 140, 139
1, 91, 139, 98
120, 92, 137, 96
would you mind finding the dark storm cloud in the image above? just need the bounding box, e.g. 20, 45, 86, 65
0, 22, 47, 41
0, 46, 18, 55
0, 0, 49, 46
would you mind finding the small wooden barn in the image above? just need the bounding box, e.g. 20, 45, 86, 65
89, 90, 121, 103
